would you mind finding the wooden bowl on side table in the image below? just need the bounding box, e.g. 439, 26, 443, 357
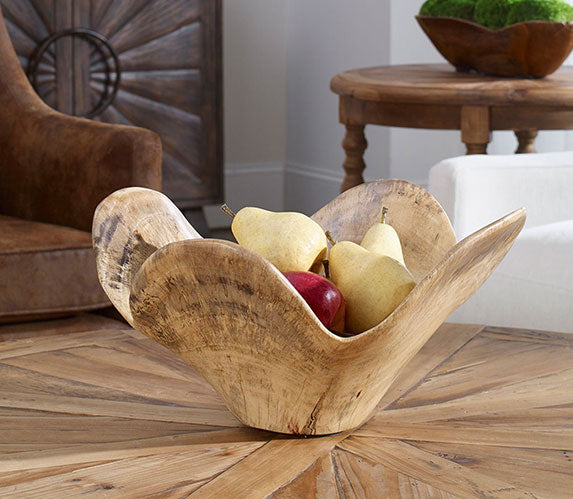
417, 16, 573, 77
93, 181, 525, 435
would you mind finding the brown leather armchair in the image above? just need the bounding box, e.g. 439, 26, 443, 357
0, 9, 162, 323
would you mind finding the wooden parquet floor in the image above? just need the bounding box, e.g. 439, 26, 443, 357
0, 317, 572, 497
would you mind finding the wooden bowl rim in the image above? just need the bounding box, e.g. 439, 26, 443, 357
416, 15, 573, 33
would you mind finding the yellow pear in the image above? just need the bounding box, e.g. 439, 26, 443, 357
360, 207, 406, 265
226, 206, 327, 273
329, 241, 415, 335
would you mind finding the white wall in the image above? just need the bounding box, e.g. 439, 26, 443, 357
285, 0, 391, 214
205, 0, 287, 227
388, 1, 465, 184
223, 0, 287, 164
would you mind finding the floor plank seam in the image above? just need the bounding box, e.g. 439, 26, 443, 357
381, 325, 485, 411
265, 453, 327, 497
189, 439, 273, 495
329, 449, 344, 499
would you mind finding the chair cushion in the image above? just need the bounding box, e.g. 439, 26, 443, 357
0, 215, 110, 322
449, 220, 573, 333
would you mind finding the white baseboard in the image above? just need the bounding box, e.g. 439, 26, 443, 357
204, 162, 285, 228
286, 163, 345, 185
284, 162, 344, 214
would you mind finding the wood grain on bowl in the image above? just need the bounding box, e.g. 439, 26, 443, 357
93, 182, 526, 435
93, 188, 201, 326
417, 16, 573, 78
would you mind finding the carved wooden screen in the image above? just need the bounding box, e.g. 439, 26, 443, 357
0, 0, 223, 214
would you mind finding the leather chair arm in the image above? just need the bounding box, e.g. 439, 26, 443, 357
0, 109, 162, 232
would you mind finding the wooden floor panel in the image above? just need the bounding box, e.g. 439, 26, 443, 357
354, 421, 573, 451
270, 453, 338, 498
376, 323, 484, 411
191, 434, 349, 498
0, 321, 571, 497
338, 437, 534, 498
411, 441, 573, 499
0, 444, 265, 498
0, 314, 130, 342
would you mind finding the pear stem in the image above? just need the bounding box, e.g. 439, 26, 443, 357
381, 206, 388, 224
322, 259, 330, 279
221, 204, 236, 218
325, 230, 337, 246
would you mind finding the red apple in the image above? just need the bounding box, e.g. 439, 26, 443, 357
283, 271, 345, 332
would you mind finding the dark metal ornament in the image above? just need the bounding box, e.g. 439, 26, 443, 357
28, 28, 121, 119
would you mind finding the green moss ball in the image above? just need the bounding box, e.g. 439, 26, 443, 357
419, 0, 477, 21
506, 0, 573, 24
421, 0, 573, 28
474, 0, 518, 29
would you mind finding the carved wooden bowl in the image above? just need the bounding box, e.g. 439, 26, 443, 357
93, 180, 525, 435
417, 16, 573, 77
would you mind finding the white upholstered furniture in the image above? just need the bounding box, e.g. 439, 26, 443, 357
429, 152, 573, 333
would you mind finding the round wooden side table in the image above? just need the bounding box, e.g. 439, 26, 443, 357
331, 64, 573, 191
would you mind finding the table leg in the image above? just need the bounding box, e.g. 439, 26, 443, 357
515, 130, 538, 154
461, 106, 490, 155
465, 143, 489, 154
341, 124, 367, 192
